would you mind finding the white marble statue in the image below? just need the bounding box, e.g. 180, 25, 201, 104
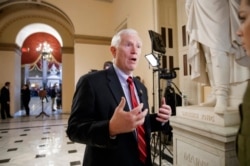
185, 0, 250, 114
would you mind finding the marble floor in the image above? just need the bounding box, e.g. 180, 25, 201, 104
0, 97, 173, 166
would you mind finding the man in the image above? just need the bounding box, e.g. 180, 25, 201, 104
103, 60, 113, 70
56, 83, 62, 109
185, 0, 250, 114
1, 82, 12, 119
50, 84, 57, 112
66, 28, 172, 166
21, 84, 31, 116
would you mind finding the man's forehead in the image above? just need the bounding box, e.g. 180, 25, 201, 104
121, 34, 142, 44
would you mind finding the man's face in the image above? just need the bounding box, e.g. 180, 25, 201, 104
111, 33, 142, 75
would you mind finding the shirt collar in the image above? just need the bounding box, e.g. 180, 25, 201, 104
113, 64, 133, 82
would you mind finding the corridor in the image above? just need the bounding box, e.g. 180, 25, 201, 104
0, 97, 172, 166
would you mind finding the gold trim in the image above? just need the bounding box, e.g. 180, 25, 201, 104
74, 34, 111, 45
0, 43, 20, 52
62, 47, 74, 54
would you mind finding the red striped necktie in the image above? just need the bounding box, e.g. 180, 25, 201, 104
127, 76, 147, 163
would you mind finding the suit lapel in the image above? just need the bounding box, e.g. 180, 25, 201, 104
106, 67, 130, 111
133, 78, 146, 107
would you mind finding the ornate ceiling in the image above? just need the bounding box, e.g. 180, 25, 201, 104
21, 32, 61, 70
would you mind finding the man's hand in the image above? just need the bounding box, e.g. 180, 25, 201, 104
156, 97, 172, 123
109, 97, 148, 136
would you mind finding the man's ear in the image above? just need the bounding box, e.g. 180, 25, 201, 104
110, 46, 116, 56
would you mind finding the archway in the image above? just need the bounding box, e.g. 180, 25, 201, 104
0, 0, 75, 115
20, 29, 62, 87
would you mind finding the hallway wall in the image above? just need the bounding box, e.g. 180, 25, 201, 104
0, 0, 193, 114
0, 48, 21, 114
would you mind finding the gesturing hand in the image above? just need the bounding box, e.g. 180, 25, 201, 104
109, 97, 148, 136
156, 97, 172, 123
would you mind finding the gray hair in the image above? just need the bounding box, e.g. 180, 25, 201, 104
111, 28, 141, 47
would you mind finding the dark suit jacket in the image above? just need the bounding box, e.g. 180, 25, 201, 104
66, 66, 166, 166
1, 86, 10, 104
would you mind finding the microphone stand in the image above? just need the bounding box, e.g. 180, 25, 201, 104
157, 55, 163, 166
146, 49, 164, 166
150, 62, 162, 165
152, 54, 163, 166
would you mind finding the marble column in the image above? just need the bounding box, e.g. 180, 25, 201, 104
24, 64, 30, 84
42, 59, 48, 88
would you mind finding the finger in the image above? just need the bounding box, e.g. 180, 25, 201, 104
159, 105, 171, 114
117, 97, 126, 110
157, 109, 170, 121
138, 103, 144, 111
136, 108, 148, 120
141, 108, 148, 116
161, 97, 166, 105
156, 116, 169, 123
130, 103, 144, 115
135, 108, 148, 125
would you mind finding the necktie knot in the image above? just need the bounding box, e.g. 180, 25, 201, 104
127, 77, 138, 108
127, 76, 133, 84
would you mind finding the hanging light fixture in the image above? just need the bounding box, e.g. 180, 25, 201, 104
36, 41, 53, 61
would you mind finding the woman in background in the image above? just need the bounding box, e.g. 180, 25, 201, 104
236, 0, 250, 165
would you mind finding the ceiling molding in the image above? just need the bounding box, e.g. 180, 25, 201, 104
74, 34, 111, 45
0, 43, 21, 55
94, 0, 113, 3
62, 47, 74, 54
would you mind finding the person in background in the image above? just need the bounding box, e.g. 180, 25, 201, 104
0, 82, 12, 119
66, 28, 172, 166
135, 75, 145, 85
21, 84, 31, 116
103, 60, 113, 70
44, 87, 49, 102
135, 75, 141, 81
50, 84, 57, 112
56, 83, 62, 109
236, 0, 250, 164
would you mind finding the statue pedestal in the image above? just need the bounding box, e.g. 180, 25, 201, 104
170, 106, 240, 166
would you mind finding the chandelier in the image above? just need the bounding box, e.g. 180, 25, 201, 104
36, 41, 53, 61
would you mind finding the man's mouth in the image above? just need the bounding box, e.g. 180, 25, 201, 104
130, 58, 137, 61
